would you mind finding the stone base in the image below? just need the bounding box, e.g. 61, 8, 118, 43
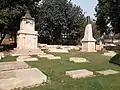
0, 68, 47, 90
81, 41, 96, 52
81, 49, 97, 52
17, 56, 38, 61
66, 69, 94, 79
11, 48, 43, 56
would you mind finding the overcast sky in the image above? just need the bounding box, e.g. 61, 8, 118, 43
71, 0, 98, 18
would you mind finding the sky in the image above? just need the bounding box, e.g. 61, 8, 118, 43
71, 0, 98, 19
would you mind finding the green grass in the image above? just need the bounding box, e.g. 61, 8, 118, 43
21, 51, 120, 90
1, 51, 120, 90
0, 55, 17, 62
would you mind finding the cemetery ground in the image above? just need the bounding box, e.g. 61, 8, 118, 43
1, 51, 120, 90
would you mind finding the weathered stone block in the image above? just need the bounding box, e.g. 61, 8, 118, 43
0, 68, 47, 90
47, 56, 61, 60
97, 69, 119, 75
0, 61, 29, 71
69, 57, 89, 63
38, 54, 54, 58
17, 56, 38, 61
66, 69, 94, 79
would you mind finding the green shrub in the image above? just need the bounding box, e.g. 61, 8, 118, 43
109, 53, 120, 66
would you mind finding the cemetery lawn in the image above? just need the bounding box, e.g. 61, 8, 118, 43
4, 51, 120, 90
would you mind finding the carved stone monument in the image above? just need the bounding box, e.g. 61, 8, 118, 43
81, 16, 96, 52
11, 11, 41, 56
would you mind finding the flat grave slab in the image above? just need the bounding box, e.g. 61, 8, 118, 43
69, 57, 89, 63
38, 54, 54, 58
65, 69, 94, 79
0, 61, 29, 71
48, 48, 69, 53
0, 68, 47, 90
97, 69, 119, 75
17, 56, 38, 61
102, 51, 116, 57
47, 56, 61, 60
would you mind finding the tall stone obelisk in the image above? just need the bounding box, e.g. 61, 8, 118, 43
81, 16, 96, 52
12, 11, 42, 56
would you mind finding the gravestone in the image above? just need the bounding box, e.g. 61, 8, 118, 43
81, 16, 96, 52
17, 55, 38, 61
0, 68, 47, 90
0, 61, 29, 71
11, 11, 42, 56
97, 69, 119, 75
102, 51, 116, 57
38, 54, 54, 58
48, 48, 69, 53
47, 56, 61, 60
69, 57, 89, 63
0, 61, 47, 90
66, 69, 94, 79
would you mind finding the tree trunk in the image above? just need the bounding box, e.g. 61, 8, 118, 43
0, 31, 6, 45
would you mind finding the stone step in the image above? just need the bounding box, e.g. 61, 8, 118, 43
11, 48, 43, 56
17, 56, 38, 61
0, 61, 29, 71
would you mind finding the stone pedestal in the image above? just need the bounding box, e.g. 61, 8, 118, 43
81, 24, 96, 52
11, 11, 42, 56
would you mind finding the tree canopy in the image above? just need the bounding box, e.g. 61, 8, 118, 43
0, 0, 86, 45
95, 0, 120, 34
38, 0, 85, 45
0, 0, 40, 44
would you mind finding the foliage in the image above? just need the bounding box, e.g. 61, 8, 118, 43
92, 20, 101, 41
0, 0, 40, 44
38, 0, 85, 45
95, 0, 120, 34
110, 53, 120, 66
95, 0, 109, 35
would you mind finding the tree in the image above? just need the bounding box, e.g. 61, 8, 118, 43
38, 0, 85, 45
95, 0, 109, 35
95, 0, 120, 34
0, 0, 40, 45
92, 21, 101, 41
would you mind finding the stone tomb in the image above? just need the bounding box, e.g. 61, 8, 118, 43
65, 69, 94, 79
97, 69, 119, 75
11, 11, 42, 56
0, 68, 47, 90
69, 57, 89, 63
